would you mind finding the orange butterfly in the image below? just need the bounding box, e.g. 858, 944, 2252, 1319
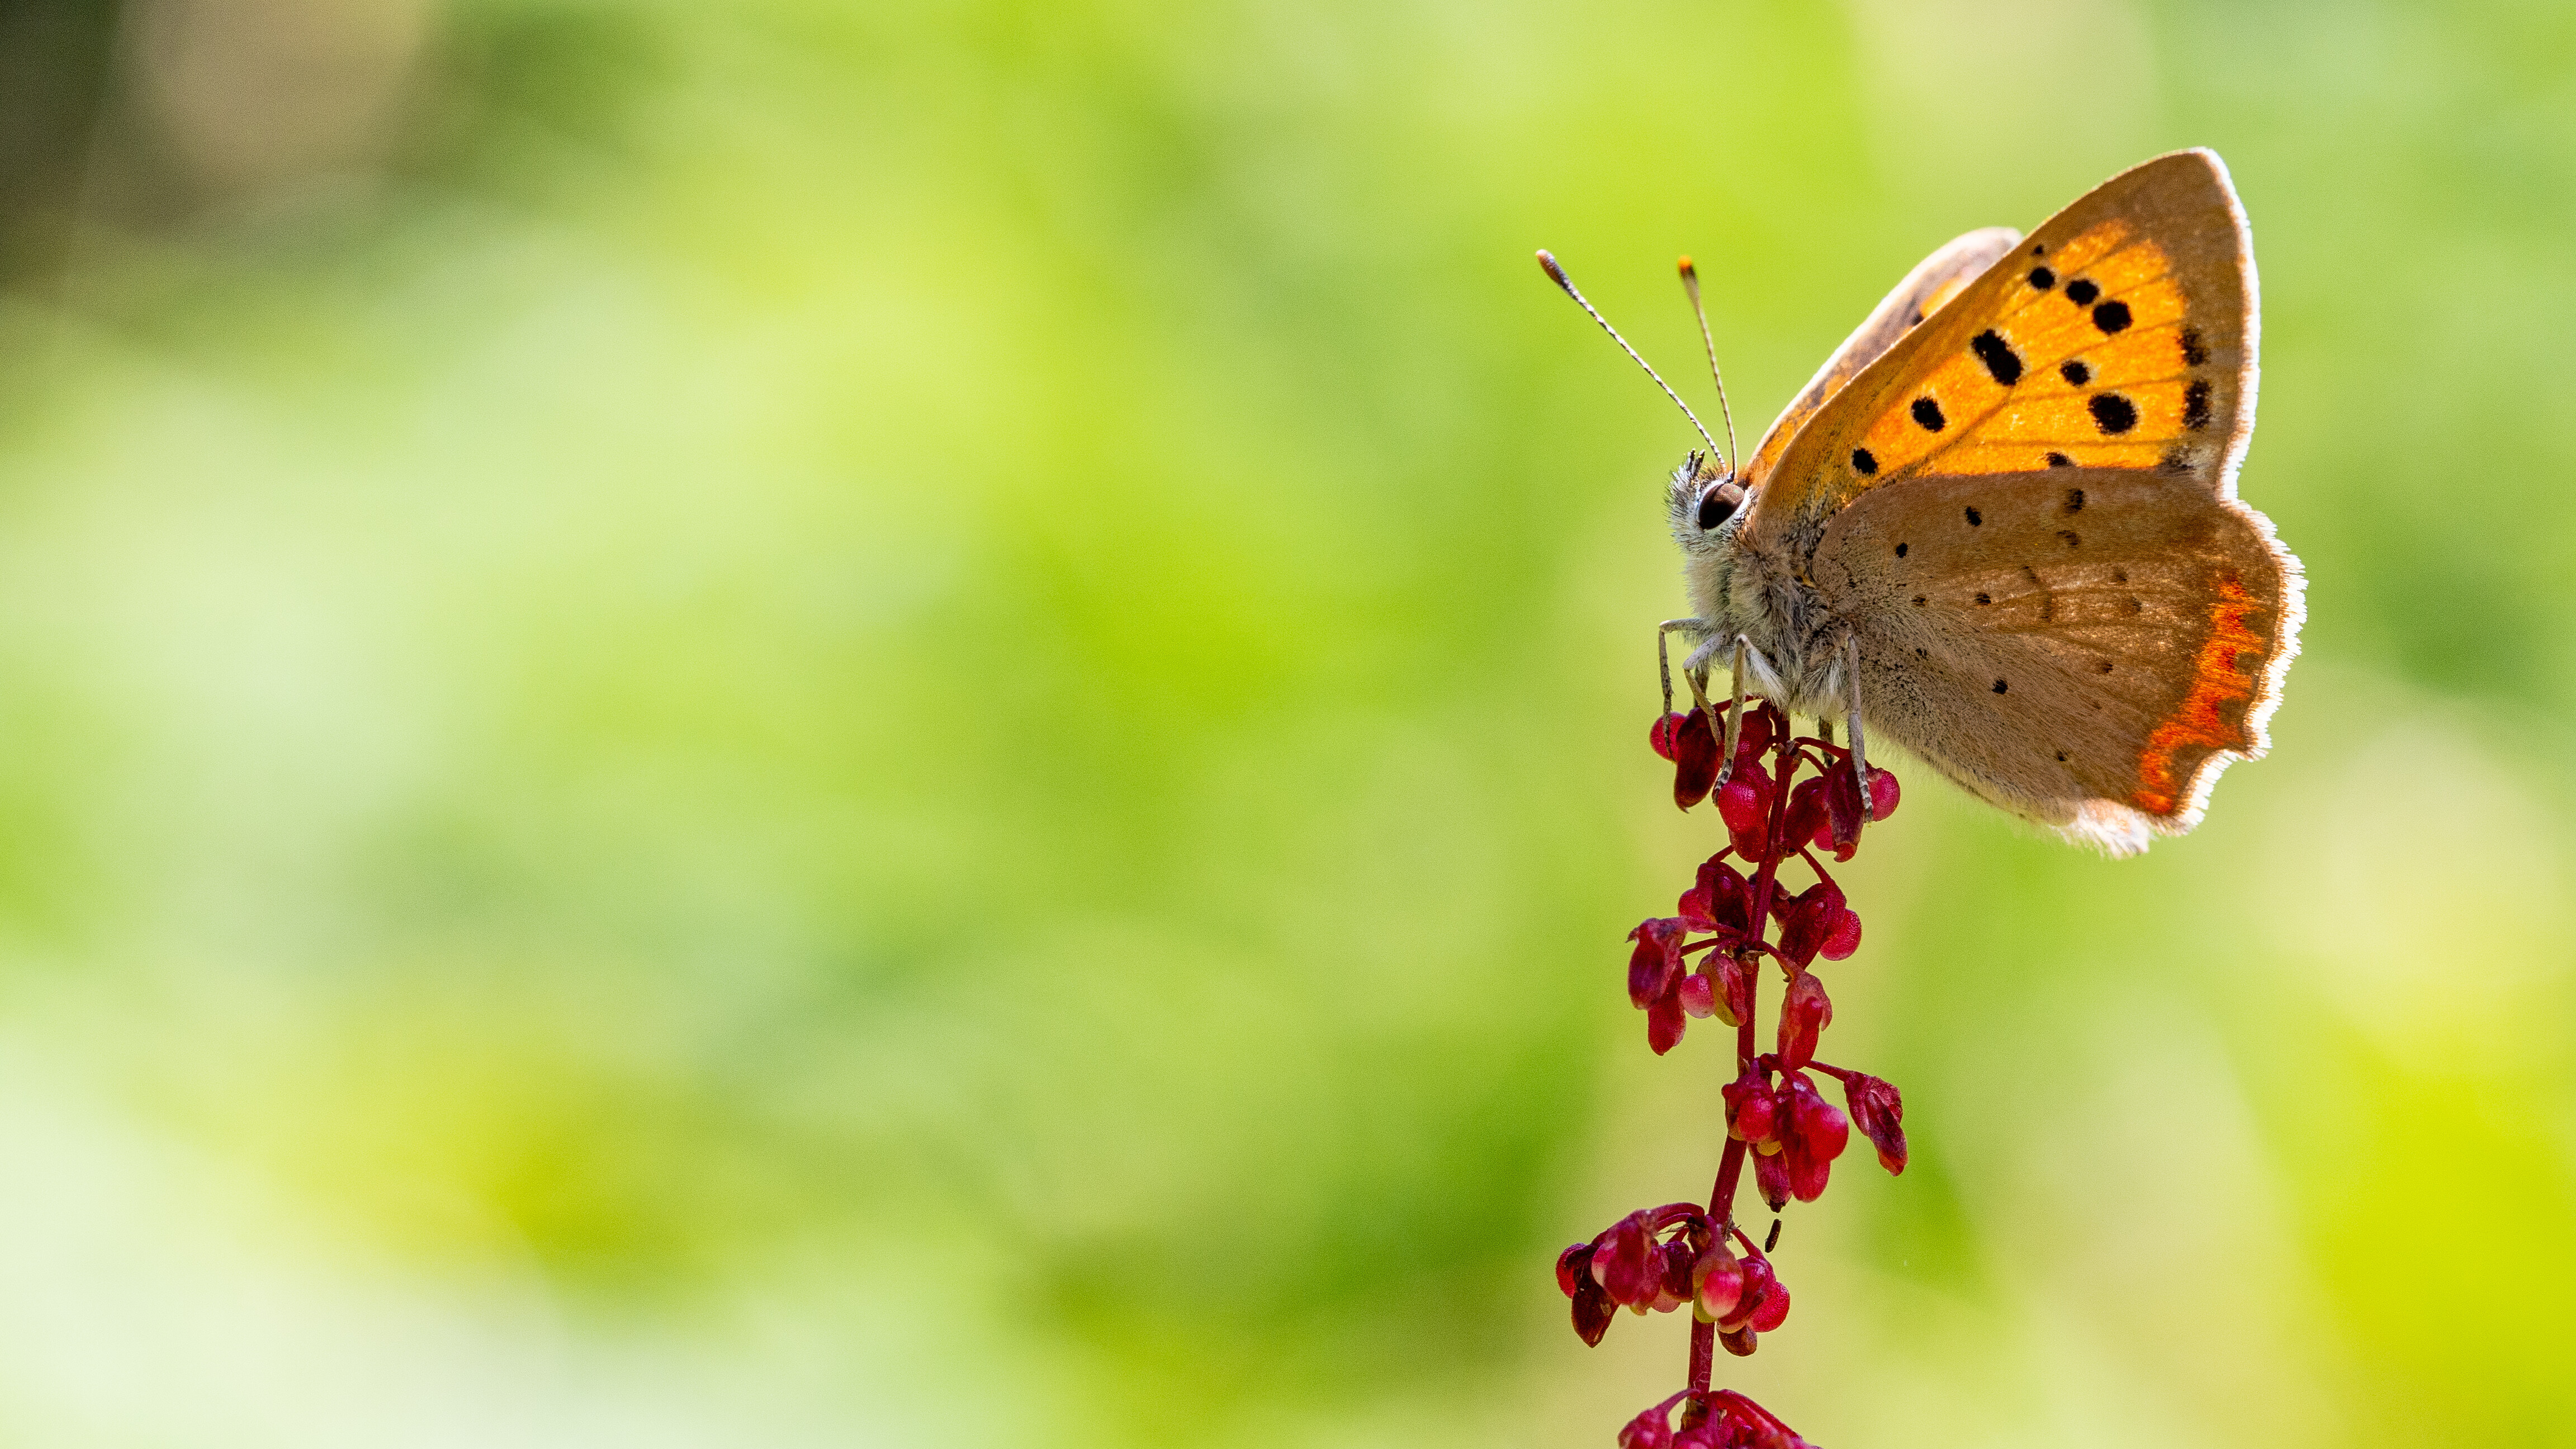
1545, 150, 2302, 854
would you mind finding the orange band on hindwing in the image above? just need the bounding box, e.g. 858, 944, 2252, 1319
2130, 572, 2269, 815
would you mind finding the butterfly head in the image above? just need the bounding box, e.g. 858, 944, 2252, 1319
1668, 449, 1747, 556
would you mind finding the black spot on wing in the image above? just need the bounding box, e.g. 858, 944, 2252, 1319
1970, 330, 2023, 385
1963, 506, 1982, 527
1852, 447, 1878, 475
1911, 397, 1947, 432
1993, 679, 2009, 693
2047, 452, 2075, 469
2159, 447, 2193, 475
2089, 393, 2138, 434
1974, 592, 1991, 605
1894, 542, 1907, 557
2028, 266, 2056, 291
2063, 486, 2084, 512
2057, 530, 2081, 547
2059, 359, 2091, 386
2180, 328, 2209, 366
2091, 300, 2132, 334
2184, 379, 2212, 430
2064, 278, 2100, 306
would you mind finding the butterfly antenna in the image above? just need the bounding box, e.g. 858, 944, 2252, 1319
1536, 250, 1721, 460
1677, 255, 1739, 475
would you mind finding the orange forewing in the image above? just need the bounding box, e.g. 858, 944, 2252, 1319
1738, 227, 2023, 490
1745, 150, 2255, 542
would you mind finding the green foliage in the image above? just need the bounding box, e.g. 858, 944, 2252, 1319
0, 1, 2565, 1444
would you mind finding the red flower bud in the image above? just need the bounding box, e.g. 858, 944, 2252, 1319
1775, 970, 1832, 1067
1650, 712, 1687, 762
1717, 761, 1773, 858
1647, 991, 1687, 1054
1823, 765, 1866, 851
1723, 953, 1755, 1026
1723, 1072, 1779, 1145
1751, 1278, 1791, 1332
1781, 1072, 1850, 1202
1627, 918, 1687, 1009
1679, 855, 1752, 936
1572, 1271, 1616, 1344
1669, 709, 1719, 809
1867, 765, 1900, 820
1819, 905, 1862, 962
1843, 1073, 1909, 1175
1593, 1210, 1658, 1306
1654, 1238, 1697, 1313
1776, 881, 1846, 969
1781, 777, 1829, 858
1691, 1246, 1744, 1323
1752, 1143, 1791, 1211
1555, 1241, 1593, 1297
1732, 704, 1775, 764
1720, 1324, 1759, 1357
1721, 1254, 1791, 1334
1677, 970, 1715, 1018
1619, 1404, 1675, 1449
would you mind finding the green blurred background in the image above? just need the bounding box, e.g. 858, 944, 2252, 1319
0, 0, 2566, 1444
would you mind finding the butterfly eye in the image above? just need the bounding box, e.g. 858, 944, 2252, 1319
1696, 480, 1745, 530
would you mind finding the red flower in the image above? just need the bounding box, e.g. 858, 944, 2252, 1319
1678, 856, 1754, 940
1774, 883, 1859, 970
1621, 1390, 1817, 1449
1557, 702, 1913, 1445
1626, 918, 1694, 1055
1778, 1072, 1850, 1202
1716, 1253, 1791, 1337
1774, 970, 1832, 1066
1559, 1241, 1617, 1346
1841, 1072, 1909, 1175
1629, 918, 1687, 1008
1653, 710, 1722, 809
1691, 1244, 1744, 1323
1723, 1069, 1779, 1147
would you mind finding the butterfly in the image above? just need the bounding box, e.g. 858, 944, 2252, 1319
1542, 149, 2302, 855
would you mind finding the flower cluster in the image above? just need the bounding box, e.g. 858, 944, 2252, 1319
1616, 1389, 1816, 1449
1557, 699, 1915, 1445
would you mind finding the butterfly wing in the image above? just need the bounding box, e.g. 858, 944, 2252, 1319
1739, 226, 2023, 490
1814, 466, 2299, 854
1744, 149, 2258, 548
1771, 149, 2295, 852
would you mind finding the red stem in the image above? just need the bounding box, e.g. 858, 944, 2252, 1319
1692, 707, 1805, 1394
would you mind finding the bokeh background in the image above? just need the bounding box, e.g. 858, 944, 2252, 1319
0, 0, 2567, 1444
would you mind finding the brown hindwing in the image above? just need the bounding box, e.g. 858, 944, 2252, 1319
1813, 466, 2300, 853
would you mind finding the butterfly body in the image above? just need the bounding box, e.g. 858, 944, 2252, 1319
1666, 457, 1844, 718
1644, 150, 2301, 855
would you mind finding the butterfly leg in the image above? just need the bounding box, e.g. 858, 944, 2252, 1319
1714, 635, 1758, 784
1840, 632, 1870, 844
1657, 619, 1709, 721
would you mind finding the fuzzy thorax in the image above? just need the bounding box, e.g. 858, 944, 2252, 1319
1667, 454, 1846, 716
